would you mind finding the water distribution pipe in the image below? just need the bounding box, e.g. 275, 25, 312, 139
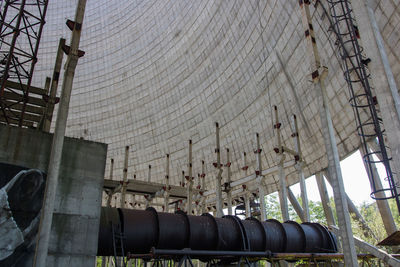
97, 207, 337, 257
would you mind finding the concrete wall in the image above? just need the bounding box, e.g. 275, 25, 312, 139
0, 124, 107, 267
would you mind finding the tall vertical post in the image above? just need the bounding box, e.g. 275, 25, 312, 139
226, 148, 232, 215
33, 1, 86, 266
215, 123, 223, 217
121, 146, 129, 208
255, 133, 267, 221
244, 189, 251, 218
316, 172, 336, 227
186, 140, 193, 214
299, 2, 358, 265
42, 38, 65, 132
164, 154, 170, 212
273, 106, 289, 221
291, 114, 310, 221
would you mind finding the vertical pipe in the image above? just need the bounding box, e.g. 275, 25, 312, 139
164, 154, 170, 213
43, 38, 65, 132
226, 148, 232, 215
273, 106, 289, 222
299, 2, 358, 265
255, 133, 267, 221
187, 140, 193, 214
291, 115, 310, 222
121, 146, 129, 208
315, 172, 336, 227
215, 122, 223, 217
33, 1, 87, 266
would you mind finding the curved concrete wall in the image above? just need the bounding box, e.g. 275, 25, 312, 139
32, 0, 400, 207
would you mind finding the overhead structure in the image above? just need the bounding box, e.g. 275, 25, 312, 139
0, 0, 49, 127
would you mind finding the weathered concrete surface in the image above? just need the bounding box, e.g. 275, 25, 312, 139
0, 124, 107, 267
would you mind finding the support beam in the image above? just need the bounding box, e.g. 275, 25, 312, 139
226, 148, 232, 215
215, 122, 223, 217
186, 140, 193, 214
244, 190, 251, 218
164, 154, 170, 213
299, 1, 358, 266
273, 106, 289, 222
255, 133, 267, 221
33, 1, 87, 266
316, 172, 336, 227
121, 146, 129, 208
42, 38, 65, 132
291, 115, 310, 222
287, 187, 305, 222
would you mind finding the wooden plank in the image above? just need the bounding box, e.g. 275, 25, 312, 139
5, 80, 48, 95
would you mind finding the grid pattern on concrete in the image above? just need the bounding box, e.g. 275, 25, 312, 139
30, 0, 400, 208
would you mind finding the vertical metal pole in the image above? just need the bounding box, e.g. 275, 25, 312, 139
121, 146, 129, 208
255, 133, 267, 221
164, 154, 170, 212
226, 148, 232, 215
43, 38, 65, 132
33, 1, 86, 266
291, 115, 310, 221
316, 172, 336, 227
215, 122, 223, 217
187, 140, 193, 214
299, 2, 358, 265
273, 106, 289, 221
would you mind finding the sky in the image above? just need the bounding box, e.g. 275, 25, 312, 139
290, 150, 389, 206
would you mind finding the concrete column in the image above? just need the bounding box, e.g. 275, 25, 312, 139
255, 133, 267, 221
33, 1, 87, 266
42, 38, 65, 132
244, 191, 251, 218
287, 187, 305, 222
215, 123, 223, 217
186, 140, 193, 214
164, 154, 170, 213
316, 172, 336, 227
291, 115, 310, 222
226, 148, 232, 215
273, 106, 289, 222
121, 146, 129, 208
352, 0, 400, 189
299, 1, 358, 266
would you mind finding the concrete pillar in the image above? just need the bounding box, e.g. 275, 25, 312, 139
352, 0, 400, 189
226, 148, 232, 215
164, 154, 170, 213
291, 115, 310, 222
360, 146, 397, 235
273, 106, 289, 222
121, 146, 129, 208
33, 1, 87, 266
244, 191, 251, 218
255, 133, 267, 221
316, 172, 336, 227
42, 38, 65, 132
186, 140, 193, 214
287, 187, 305, 222
215, 122, 223, 217
299, 1, 358, 266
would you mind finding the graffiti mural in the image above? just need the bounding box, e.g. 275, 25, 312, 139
0, 163, 45, 267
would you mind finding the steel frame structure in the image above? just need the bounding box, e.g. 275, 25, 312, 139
0, 0, 48, 127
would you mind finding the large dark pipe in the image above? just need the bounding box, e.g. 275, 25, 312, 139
97, 207, 337, 256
